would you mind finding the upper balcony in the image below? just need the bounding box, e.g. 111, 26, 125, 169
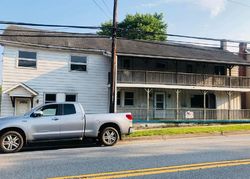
117, 70, 250, 89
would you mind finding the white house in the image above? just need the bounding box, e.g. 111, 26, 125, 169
1, 25, 250, 121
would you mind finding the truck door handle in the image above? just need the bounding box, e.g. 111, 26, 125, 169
52, 118, 59, 121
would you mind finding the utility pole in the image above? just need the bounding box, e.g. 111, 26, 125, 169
109, 0, 118, 113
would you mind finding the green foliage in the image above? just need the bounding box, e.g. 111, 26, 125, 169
98, 13, 167, 41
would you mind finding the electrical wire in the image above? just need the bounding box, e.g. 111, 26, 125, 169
0, 20, 101, 29
101, 0, 112, 15
92, 0, 112, 19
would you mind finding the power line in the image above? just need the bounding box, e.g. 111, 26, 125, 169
92, 0, 112, 19
0, 20, 249, 45
0, 20, 101, 29
101, 0, 112, 15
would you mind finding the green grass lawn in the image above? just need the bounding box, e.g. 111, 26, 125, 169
128, 124, 250, 137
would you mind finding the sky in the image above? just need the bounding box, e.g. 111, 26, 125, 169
0, 0, 249, 82
0, 0, 250, 40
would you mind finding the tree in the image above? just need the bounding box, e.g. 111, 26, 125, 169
98, 13, 167, 41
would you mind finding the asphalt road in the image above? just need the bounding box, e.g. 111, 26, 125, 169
1, 134, 250, 179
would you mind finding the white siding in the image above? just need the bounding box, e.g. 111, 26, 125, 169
1, 46, 110, 116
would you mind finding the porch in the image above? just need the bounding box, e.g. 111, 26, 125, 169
117, 108, 250, 121
116, 87, 249, 121
118, 70, 250, 89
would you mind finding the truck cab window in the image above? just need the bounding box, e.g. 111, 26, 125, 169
63, 104, 76, 115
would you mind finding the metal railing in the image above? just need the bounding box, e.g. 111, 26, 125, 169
117, 108, 250, 121
117, 70, 250, 88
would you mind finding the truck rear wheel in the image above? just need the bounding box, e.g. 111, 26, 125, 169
0, 131, 24, 153
99, 127, 119, 146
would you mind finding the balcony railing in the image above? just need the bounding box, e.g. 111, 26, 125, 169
117, 108, 250, 121
117, 70, 250, 88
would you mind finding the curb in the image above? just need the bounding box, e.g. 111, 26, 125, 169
121, 130, 250, 142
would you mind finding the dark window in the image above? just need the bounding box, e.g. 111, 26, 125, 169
18, 51, 37, 68
117, 91, 121, 105
125, 92, 134, 106
45, 94, 56, 104
191, 95, 204, 108
215, 66, 226, 75
71, 56, 87, 72
156, 94, 164, 109
66, 94, 77, 102
156, 63, 167, 70
123, 59, 131, 69
35, 104, 59, 117
186, 64, 193, 73
63, 104, 76, 115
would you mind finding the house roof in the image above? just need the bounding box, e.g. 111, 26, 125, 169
4, 83, 38, 97
0, 25, 249, 66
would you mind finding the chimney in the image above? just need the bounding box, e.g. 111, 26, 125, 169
220, 40, 227, 50
239, 42, 248, 109
239, 42, 247, 59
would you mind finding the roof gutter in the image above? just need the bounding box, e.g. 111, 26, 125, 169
0, 40, 107, 55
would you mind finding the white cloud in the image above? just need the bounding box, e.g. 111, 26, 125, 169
141, 0, 226, 17
195, 0, 226, 17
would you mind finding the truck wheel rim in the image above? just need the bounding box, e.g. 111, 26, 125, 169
103, 129, 117, 145
2, 134, 20, 151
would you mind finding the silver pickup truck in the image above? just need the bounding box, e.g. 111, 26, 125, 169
0, 102, 133, 153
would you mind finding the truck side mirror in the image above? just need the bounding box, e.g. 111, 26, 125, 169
32, 111, 43, 118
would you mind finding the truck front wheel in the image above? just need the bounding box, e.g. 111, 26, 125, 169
0, 131, 24, 153
99, 127, 119, 146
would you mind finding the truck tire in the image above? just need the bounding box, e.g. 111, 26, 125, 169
0, 131, 24, 153
99, 127, 119, 146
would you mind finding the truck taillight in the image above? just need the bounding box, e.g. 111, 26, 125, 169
126, 114, 133, 120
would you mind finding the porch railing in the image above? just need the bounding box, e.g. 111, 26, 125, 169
117, 70, 250, 88
117, 108, 250, 121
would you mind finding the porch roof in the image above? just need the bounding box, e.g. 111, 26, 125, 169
4, 83, 38, 97
117, 83, 250, 92
0, 25, 249, 66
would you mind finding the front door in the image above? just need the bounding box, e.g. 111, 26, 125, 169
15, 98, 31, 116
154, 92, 166, 119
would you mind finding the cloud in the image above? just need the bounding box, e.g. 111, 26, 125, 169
195, 0, 226, 17
141, 0, 226, 17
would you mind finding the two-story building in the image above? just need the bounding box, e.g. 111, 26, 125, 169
1, 25, 250, 121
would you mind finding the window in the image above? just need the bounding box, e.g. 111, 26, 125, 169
70, 56, 87, 71
156, 62, 167, 70
62, 104, 76, 115
215, 66, 226, 75
45, 94, 56, 104
117, 92, 121, 105
191, 95, 203, 108
66, 94, 77, 102
186, 64, 193, 73
124, 92, 134, 106
18, 51, 37, 68
36, 104, 59, 117
155, 94, 165, 109
123, 59, 131, 69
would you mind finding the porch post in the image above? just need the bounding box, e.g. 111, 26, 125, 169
202, 91, 208, 120
145, 89, 152, 121
175, 61, 178, 84
176, 89, 181, 121
227, 65, 234, 88
227, 91, 232, 120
